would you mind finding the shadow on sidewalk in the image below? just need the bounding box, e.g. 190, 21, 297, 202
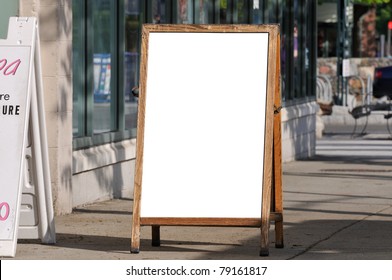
16, 216, 392, 260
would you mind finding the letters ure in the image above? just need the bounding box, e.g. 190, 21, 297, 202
2, 105, 20, 115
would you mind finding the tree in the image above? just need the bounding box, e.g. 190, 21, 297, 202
350, 1, 392, 37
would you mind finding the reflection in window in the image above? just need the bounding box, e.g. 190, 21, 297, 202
124, 0, 140, 130
237, 0, 248, 23
195, 0, 212, 24
151, 0, 166, 23
220, 0, 228, 23
90, 0, 116, 134
293, 0, 300, 99
252, 1, 262, 24
177, 0, 193, 23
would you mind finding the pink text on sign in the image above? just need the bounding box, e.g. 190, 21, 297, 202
0, 58, 21, 75
0, 202, 10, 221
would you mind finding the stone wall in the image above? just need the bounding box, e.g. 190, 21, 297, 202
281, 102, 318, 162
20, 0, 73, 215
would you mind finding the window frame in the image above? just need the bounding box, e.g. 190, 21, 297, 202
73, 0, 137, 150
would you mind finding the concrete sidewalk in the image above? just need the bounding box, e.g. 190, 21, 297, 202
3, 136, 392, 260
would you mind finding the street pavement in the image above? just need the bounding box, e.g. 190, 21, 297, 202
2, 131, 392, 260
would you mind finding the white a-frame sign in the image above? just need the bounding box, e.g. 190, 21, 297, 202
0, 17, 55, 257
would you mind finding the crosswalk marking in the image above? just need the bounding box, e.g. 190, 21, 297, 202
316, 139, 392, 157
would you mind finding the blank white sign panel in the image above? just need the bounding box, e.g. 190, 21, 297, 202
140, 32, 269, 218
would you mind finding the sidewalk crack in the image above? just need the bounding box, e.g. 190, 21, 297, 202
287, 205, 392, 260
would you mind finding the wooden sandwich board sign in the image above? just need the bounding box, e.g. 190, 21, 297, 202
0, 17, 55, 258
131, 24, 283, 256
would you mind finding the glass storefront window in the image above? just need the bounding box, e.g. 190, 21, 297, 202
72, 1, 85, 137
293, 0, 300, 99
73, 0, 316, 147
317, 1, 337, 57
73, 0, 134, 148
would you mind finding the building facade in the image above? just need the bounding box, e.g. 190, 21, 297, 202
0, 0, 317, 214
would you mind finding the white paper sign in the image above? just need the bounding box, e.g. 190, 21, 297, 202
342, 58, 351, 77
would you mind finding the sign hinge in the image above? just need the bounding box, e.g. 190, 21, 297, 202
274, 105, 282, 115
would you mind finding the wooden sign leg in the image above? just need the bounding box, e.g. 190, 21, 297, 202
272, 152, 284, 248
260, 180, 271, 257
152, 225, 161, 246
260, 161, 273, 257
131, 220, 141, 253
131, 184, 141, 253
272, 33, 284, 249
260, 222, 270, 256
273, 159, 284, 247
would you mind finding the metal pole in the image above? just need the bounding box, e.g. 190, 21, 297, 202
388, 28, 391, 57
337, 0, 344, 105
380, 34, 385, 57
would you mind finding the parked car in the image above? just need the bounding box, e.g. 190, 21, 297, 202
373, 65, 392, 99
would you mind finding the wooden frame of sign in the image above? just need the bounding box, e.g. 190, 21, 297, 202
131, 24, 283, 256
